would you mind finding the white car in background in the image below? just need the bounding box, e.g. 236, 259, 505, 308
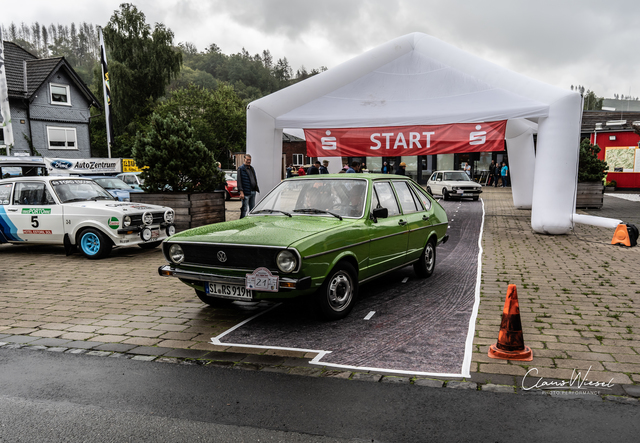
426, 170, 482, 201
0, 176, 175, 259
116, 171, 144, 190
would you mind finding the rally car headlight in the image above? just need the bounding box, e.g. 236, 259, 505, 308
166, 225, 176, 236
169, 244, 184, 264
123, 215, 132, 227
142, 212, 153, 225
164, 210, 175, 223
451, 186, 458, 191
141, 227, 152, 241
276, 250, 297, 274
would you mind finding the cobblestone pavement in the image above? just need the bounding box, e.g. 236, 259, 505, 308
1, 191, 639, 400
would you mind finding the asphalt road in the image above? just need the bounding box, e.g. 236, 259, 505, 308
218, 199, 482, 376
1, 347, 639, 442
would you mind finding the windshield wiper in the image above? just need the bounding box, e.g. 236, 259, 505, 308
63, 197, 90, 203
293, 208, 343, 220
252, 209, 292, 217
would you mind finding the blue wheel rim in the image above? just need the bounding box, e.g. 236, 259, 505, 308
81, 232, 100, 255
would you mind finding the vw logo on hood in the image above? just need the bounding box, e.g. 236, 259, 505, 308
217, 251, 227, 263
50, 159, 74, 169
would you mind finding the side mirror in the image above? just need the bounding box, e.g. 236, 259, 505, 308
372, 207, 388, 219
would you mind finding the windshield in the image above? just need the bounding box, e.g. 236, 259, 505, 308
225, 173, 236, 181
51, 179, 115, 203
253, 178, 368, 218
443, 172, 471, 181
94, 177, 131, 190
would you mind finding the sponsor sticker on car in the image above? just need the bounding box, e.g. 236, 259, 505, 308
246, 267, 279, 292
21, 208, 52, 214
108, 217, 120, 229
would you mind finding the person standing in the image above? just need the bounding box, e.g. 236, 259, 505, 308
308, 160, 320, 175
346, 161, 360, 173
487, 160, 496, 186
501, 162, 509, 187
297, 165, 306, 176
494, 162, 501, 187
286, 164, 293, 178
320, 160, 329, 174
237, 154, 260, 218
395, 161, 406, 176
464, 162, 471, 177
382, 162, 390, 174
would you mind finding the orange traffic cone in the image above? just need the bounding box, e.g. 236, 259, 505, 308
611, 224, 639, 247
488, 284, 533, 361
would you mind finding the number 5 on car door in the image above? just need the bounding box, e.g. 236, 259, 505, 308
9, 181, 64, 243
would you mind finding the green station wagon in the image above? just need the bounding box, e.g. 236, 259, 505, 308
159, 174, 448, 320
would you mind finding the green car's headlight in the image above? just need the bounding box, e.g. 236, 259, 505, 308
123, 215, 132, 227
169, 244, 185, 264
276, 250, 297, 274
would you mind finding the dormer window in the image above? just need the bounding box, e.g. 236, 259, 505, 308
50, 83, 71, 105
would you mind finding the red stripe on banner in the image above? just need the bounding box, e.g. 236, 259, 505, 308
304, 121, 507, 157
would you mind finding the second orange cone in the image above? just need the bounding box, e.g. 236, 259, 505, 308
488, 284, 533, 361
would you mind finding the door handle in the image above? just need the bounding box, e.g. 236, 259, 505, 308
422, 215, 429, 221
7, 208, 18, 212
398, 220, 407, 226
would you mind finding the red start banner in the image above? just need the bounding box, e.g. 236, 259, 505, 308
304, 121, 507, 157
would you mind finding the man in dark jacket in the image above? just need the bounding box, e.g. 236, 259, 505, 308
237, 154, 260, 218
395, 161, 407, 176
308, 160, 321, 175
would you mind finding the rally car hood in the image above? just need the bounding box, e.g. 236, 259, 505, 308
169, 215, 353, 247
62, 200, 166, 213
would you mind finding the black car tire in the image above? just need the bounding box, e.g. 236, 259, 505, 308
443, 188, 450, 200
139, 241, 163, 249
426, 186, 433, 195
195, 289, 234, 308
78, 228, 112, 259
414, 237, 436, 278
316, 262, 358, 321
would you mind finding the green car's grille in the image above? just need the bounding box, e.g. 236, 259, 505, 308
180, 243, 279, 271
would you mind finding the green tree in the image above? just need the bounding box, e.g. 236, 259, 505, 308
103, 3, 182, 154
132, 113, 224, 192
578, 138, 608, 182
154, 83, 246, 169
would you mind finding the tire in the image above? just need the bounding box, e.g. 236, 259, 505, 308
139, 240, 162, 249
78, 228, 112, 259
414, 237, 436, 278
443, 188, 450, 201
195, 289, 234, 308
225, 191, 231, 201
426, 186, 433, 195
316, 262, 358, 321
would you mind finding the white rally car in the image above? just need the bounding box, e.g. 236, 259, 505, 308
426, 170, 483, 201
0, 176, 175, 259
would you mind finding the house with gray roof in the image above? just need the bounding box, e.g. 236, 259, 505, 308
1, 41, 100, 157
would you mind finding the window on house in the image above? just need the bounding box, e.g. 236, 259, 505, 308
292, 154, 304, 166
50, 83, 70, 105
47, 126, 77, 149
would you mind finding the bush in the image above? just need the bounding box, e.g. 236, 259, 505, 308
605, 180, 617, 188
132, 112, 224, 192
578, 139, 608, 183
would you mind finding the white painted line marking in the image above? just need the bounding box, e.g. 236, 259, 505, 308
364, 311, 375, 320
402, 277, 409, 283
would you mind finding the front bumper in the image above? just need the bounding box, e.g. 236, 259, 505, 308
158, 265, 312, 291
118, 223, 173, 235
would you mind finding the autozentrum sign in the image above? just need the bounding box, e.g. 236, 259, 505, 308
304, 120, 507, 157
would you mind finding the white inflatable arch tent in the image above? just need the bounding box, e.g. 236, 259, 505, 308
247, 32, 622, 234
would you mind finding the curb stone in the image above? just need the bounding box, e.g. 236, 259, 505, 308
0, 341, 638, 401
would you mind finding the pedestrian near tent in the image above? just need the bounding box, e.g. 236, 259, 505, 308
487, 160, 496, 186
382, 161, 390, 174
346, 161, 360, 173
464, 162, 471, 177
320, 160, 329, 174
493, 162, 501, 187
395, 162, 407, 176
286, 164, 293, 178
237, 154, 260, 219
501, 162, 509, 187
298, 165, 306, 176
308, 160, 320, 175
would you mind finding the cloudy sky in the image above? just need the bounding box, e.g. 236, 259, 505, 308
2, 0, 638, 98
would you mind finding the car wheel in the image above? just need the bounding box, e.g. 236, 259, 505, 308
316, 262, 358, 321
414, 237, 436, 278
78, 228, 112, 259
195, 290, 234, 308
225, 191, 231, 201
443, 188, 450, 200
139, 240, 162, 249
426, 186, 433, 195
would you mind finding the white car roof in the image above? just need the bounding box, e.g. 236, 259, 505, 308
0, 176, 94, 183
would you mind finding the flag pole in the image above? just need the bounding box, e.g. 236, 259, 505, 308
0, 28, 15, 156
98, 26, 113, 158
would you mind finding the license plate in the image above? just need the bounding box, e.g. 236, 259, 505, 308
246, 267, 279, 292
205, 282, 253, 300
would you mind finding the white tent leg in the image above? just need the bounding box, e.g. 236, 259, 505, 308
531, 94, 582, 234
247, 105, 282, 200
505, 120, 536, 209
